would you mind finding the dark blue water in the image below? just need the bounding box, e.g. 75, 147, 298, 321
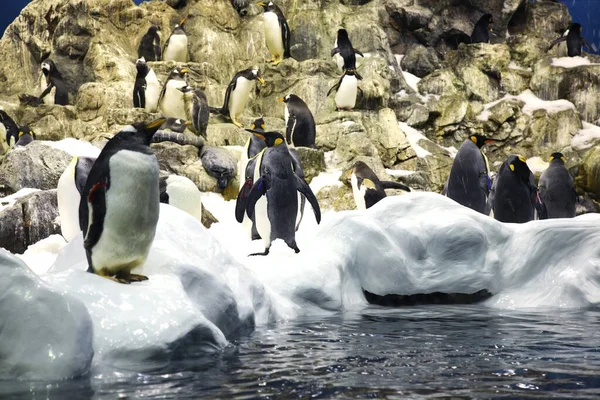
2, 305, 600, 399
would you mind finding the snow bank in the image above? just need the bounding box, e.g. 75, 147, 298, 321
572, 121, 600, 150
0, 188, 40, 212
42, 138, 101, 158
398, 122, 431, 157
551, 56, 596, 69
478, 90, 576, 121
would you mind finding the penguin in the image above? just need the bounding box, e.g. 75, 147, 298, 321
471, 13, 493, 44
57, 156, 97, 242
236, 130, 321, 255
280, 94, 316, 148
78, 117, 166, 284
133, 57, 149, 109
538, 152, 576, 218
158, 67, 189, 120
138, 26, 162, 61
14, 126, 35, 147
231, 0, 250, 16
487, 155, 540, 223
210, 68, 265, 128
331, 29, 364, 71
178, 85, 210, 139
162, 19, 188, 63
144, 63, 161, 113
0, 110, 20, 149
257, 1, 291, 65
160, 118, 191, 133
349, 161, 411, 210
159, 174, 203, 222
327, 69, 363, 111
200, 146, 238, 189
444, 135, 497, 214
549, 23, 593, 57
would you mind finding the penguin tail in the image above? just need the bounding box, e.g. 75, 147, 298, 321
152, 131, 205, 148
380, 181, 411, 192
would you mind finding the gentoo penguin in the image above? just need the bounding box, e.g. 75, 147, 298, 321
57, 156, 97, 242
133, 57, 149, 109
200, 146, 238, 189
487, 155, 540, 223
210, 68, 265, 128
78, 117, 166, 284
280, 94, 316, 147
158, 67, 189, 119
144, 63, 161, 113
327, 69, 363, 111
178, 85, 210, 138
138, 26, 162, 61
237, 130, 320, 255
0, 110, 20, 149
349, 161, 411, 210
538, 152, 576, 218
160, 117, 191, 133
444, 135, 497, 214
23, 59, 67, 106
549, 23, 593, 57
331, 29, 364, 71
162, 19, 188, 62
471, 13, 493, 44
257, 1, 291, 65
159, 174, 203, 222
231, 0, 250, 16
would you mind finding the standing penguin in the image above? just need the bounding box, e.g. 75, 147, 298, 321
163, 19, 188, 62
138, 26, 162, 61
158, 67, 189, 119
349, 161, 411, 210
471, 13, 493, 44
488, 155, 540, 223
144, 63, 161, 113
0, 110, 20, 149
210, 68, 265, 128
178, 85, 210, 138
444, 135, 497, 214
327, 69, 363, 111
237, 130, 321, 255
538, 152, 576, 218
38, 60, 68, 106
257, 1, 291, 65
549, 23, 593, 57
331, 29, 364, 71
133, 57, 149, 109
78, 117, 166, 284
280, 94, 316, 147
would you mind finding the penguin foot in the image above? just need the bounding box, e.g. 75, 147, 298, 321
232, 120, 244, 128
249, 248, 270, 256
105, 276, 131, 285
117, 273, 149, 283
272, 57, 283, 66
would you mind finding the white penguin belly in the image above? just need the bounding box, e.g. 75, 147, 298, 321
229, 77, 253, 120
284, 105, 289, 127
57, 157, 82, 242
264, 12, 284, 57
335, 76, 358, 110
160, 80, 187, 119
145, 68, 161, 113
333, 39, 344, 70
89, 150, 159, 274
255, 196, 271, 248
295, 192, 302, 229
351, 173, 367, 210
163, 36, 188, 62
40, 79, 55, 105
165, 175, 202, 222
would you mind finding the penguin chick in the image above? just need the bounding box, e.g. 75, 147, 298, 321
133, 57, 149, 109
138, 26, 162, 61
280, 94, 316, 147
549, 23, 593, 57
257, 1, 291, 65
327, 69, 363, 111
471, 13, 493, 44
349, 161, 410, 210
78, 117, 166, 284
209, 68, 265, 128
331, 29, 364, 71
538, 152, 576, 218
163, 19, 188, 62
178, 85, 210, 139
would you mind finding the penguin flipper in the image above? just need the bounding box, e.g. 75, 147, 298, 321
245, 175, 270, 219
327, 82, 340, 97
39, 82, 55, 102
220, 77, 238, 116
280, 18, 291, 58
83, 176, 109, 250
235, 178, 254, 223
285, 115, 295, 144
355, 49, 364, 58
380, 181, 411, 192
294, 175, 321, 224
548, 36, 566, 50
331, 47, 340, 57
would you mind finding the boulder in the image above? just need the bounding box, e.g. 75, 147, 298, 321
294, 147, 326, 183
576, 147, 600, 200
401, 44, 441, 78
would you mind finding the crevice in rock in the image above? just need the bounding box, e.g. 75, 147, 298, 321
21, 201, 30, 250
507, 0, 528, 35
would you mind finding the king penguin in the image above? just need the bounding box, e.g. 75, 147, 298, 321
327, 69, 363, 111
138, 26, 162, 61
538, 152, 576, 218
549, 23, 593, 57
158, 67, 189, 119
331, 29, 364, 71
236, 130, 321, 255
280, 94, 316, 147
349, 161, 411, 210
444, 134, 497, 214
257, 1, 291, 65
163, 19, 188, 63
178, 85, 210, 139
14, 126, 35, 147
133, 57, 149, 109
78, 117, 166, 284
471, 13, 493, 44
210, 68, 265, 128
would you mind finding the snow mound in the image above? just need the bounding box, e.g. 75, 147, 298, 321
572, 121, 600, 150
478, 90, 576, 121
551, 56, 595, 69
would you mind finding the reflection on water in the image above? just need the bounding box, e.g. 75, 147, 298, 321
4, 305, 600, 399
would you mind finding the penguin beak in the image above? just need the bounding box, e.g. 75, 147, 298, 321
184, 121, 192, 126
484, 139, 497, 144
180, 68, 189, 74
278, 97, 285, 102
257, 1, 267, 6
145, 117, 167, 129
179, 18, 186, 26
347, 168, 353, 179
258, 76, 265, 85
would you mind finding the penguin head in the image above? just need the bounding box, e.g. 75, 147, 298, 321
171, 67, 189, 79
469, 134, 497, 149
120, 117, 167, 145
278, 94, 297, 104
0, 110, 10, 122
257, 1, 276, 11
18, 126, 35, 139
350, 161, 375, 182
251, 68, 265, 85
246, 129, 285, 147
148, 25, 160, 35
507, 155, 532, 182
136, 57, 147, 69
250, 117, 266, 132
477, 13, 493, 30
569, 23, 582, 33
549, 152, 566, 164
41, 60, 55, 76
173, 18, 186, 31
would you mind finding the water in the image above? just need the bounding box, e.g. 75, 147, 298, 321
3, 305, 600, 399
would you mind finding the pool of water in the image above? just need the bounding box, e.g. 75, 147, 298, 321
4, 305, 600, 399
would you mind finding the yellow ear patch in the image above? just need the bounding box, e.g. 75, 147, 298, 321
363, 179, 376, 189
274, 138, 284, 146
548, 155, 555, 162
251, 124, 256, 130
509, 164, 515, 171
261, 124, 265, 130
561, 156, 566, 162
470, 136, 477, 144
18, 131, 24, 137
518, 155, 526, 163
